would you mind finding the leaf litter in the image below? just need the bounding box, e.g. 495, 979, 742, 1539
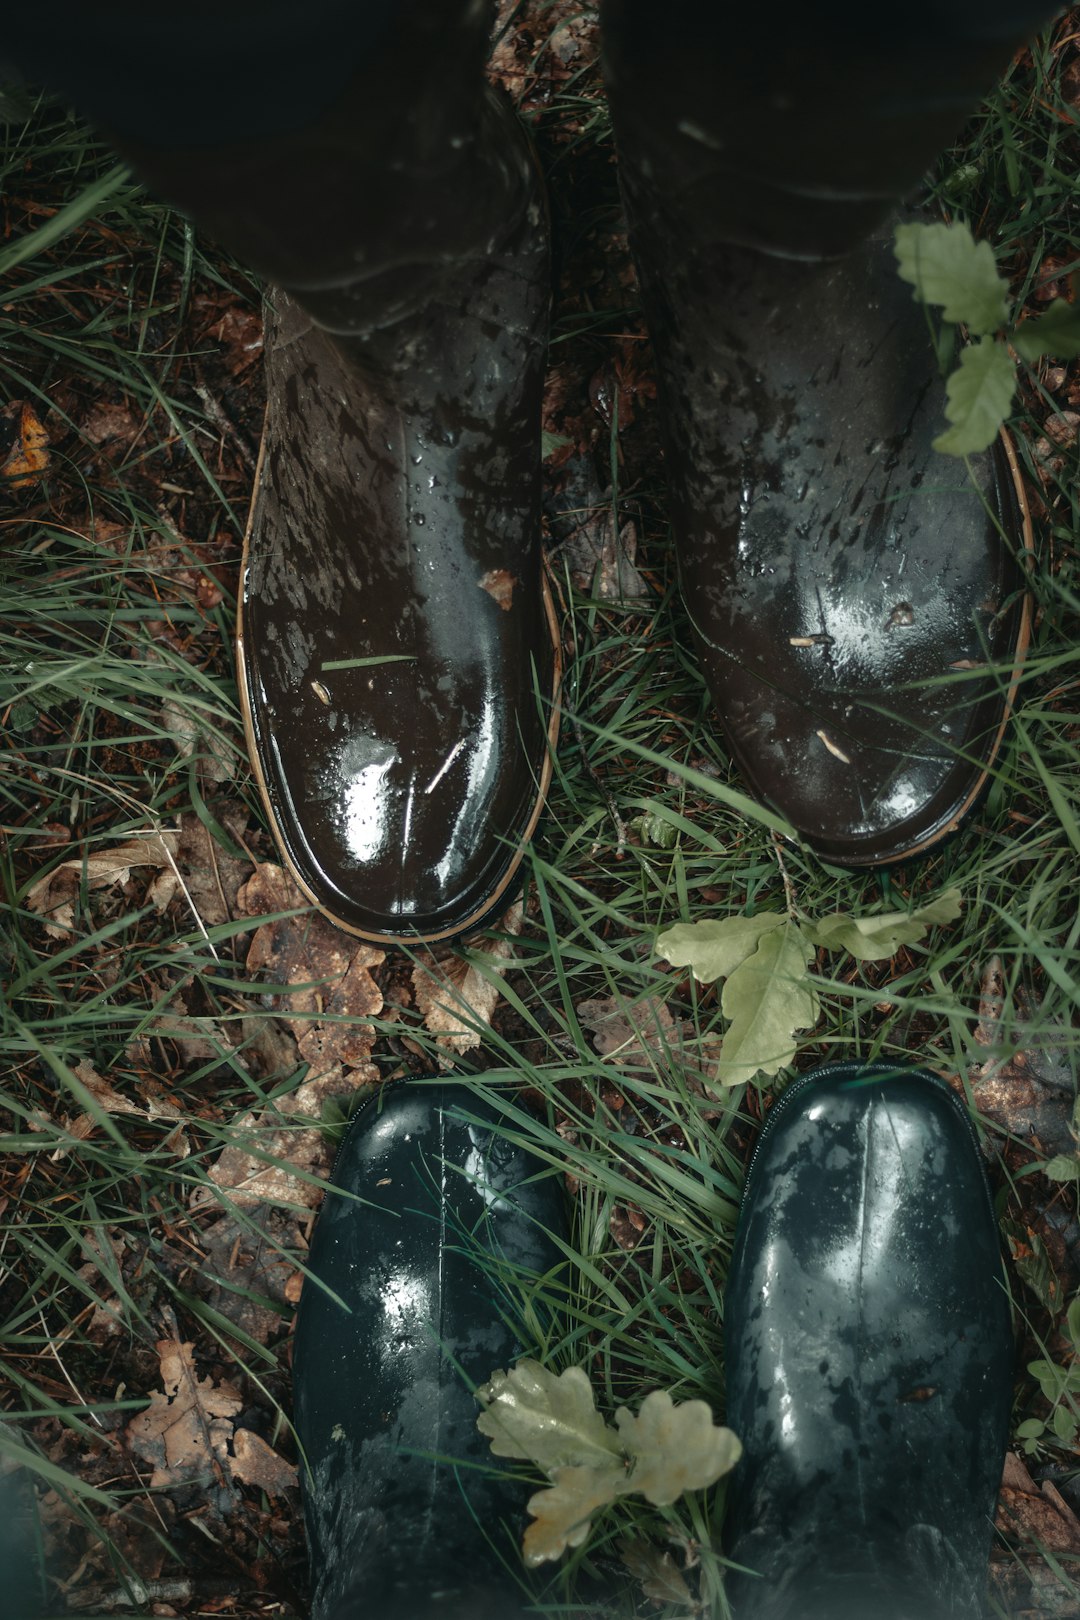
126, 1338, 296, 1497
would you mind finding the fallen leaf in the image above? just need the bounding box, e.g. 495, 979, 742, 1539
1, 399, 49, 490
656, 912, 786, 985
49, 1058, 148, 1161
717, 922, 819, 1086
80, 400, 140, 449
26, 831, 179, 937
200, 1208, 307, 1345
161, 698, 235, 783
477, 568, 516, 610
483, 1361, 741, 1569
969, 957, 1076, 1157
477, 1360, 621, 1473
619, 1539, 695, 1607
996, 1451, 1080, 1552
69, 1057, 144, 1118
562, 512, 648, 601
576, 994, 687, 1068
412, 902, 521, 1064
126, 1339, 241, 1489
614, 1390, 741, 1506
240, 863, 383, 1078
609, 1202, 647, 1252
197, 1062, 370, 1210
173, 807, 252, 931
807, 887, 963, 961
193, 294, 264, 375
523, 1463, 625, 1566
228, 1429, 298, 1496
893, 220, 1009, 333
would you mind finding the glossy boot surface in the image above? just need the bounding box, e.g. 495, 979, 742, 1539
622, 228, 1032, 865
293, 1083, 568, 1620
604, 2, 1040, 866
724, 1063, 1013, 1620
112, 4, 559, 942
239, 103, 558, 941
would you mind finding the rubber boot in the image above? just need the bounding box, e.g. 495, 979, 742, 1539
111, 2, 559, 942
603, 2, 1047, 866
292, 1084, 569, 1619
723, 1063, 1013, 1619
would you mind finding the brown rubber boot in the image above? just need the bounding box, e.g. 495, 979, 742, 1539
114, 2, 559, 941
602, 2, 1046, 865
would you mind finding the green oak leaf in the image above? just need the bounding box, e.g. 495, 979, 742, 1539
807, 887, 963, 961
933, 336, 1016, 456
523, 1463, 626, 1566
894, 220, 1009, 333
655, 912, 786, 985
1012, 296, 1080, 362
614, 1391, 741, 1506
716, 922, 819, 1087
1043, 1154, 1080, 1183
476, 1361, 621, 1472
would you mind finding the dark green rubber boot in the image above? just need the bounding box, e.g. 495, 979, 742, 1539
724, 1063, 1013, 1620
293, 1083, 568, 1620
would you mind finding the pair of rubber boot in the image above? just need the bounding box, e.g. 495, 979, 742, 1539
294, 1066, 1012, 1618
98, 0, 1049, 943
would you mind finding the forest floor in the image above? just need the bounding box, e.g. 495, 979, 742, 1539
2, 3, 1080, 1616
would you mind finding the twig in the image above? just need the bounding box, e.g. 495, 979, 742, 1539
194, 376, 256, 470
771, 832, 798, 920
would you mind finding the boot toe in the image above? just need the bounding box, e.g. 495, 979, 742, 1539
239, 270, 558, 943
724, 1062, 1013, 1619
294, 1084, 568, 1620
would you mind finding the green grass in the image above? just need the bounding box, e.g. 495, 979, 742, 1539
2, 7, 1080, 1618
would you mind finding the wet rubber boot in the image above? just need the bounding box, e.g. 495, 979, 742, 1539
723, 1063, 1013, 1619
111, 1, 559, 942
292, 1084, 568, 1620
602, 2, 1048, 865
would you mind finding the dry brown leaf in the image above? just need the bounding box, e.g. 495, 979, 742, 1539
969, 958, 1075, 1157
240, 862, 383, 1078
200, 1208, 308, 1344
1, 399, 49, 490
996, 1451, 1080, 1552
71, 1058, 145, 1118
197, 1064, 371, 1210
477, 568, 517, 610
562, 513, 648, 601
229, 1429, 298, 1496
577, 995, 687, 1066
161, 698, 234, 783
49, 1058, 148, 1161
193, 294, 264, 375
80, 400, 140, 448
26, 831, 179, 937
619, 1539, 695, 1608
412, 902, 522, 1065
126, 1339, 241, 1489
174, 807, 252, 930
192, 865, 387, 1209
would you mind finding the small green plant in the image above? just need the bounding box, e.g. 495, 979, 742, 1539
656, 888, 963, 1087
476, 1360, 740, 1566
894, 220, 1080, 455
1016, 1298, 1080, 1456
1042, 1096, 1080, 1184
